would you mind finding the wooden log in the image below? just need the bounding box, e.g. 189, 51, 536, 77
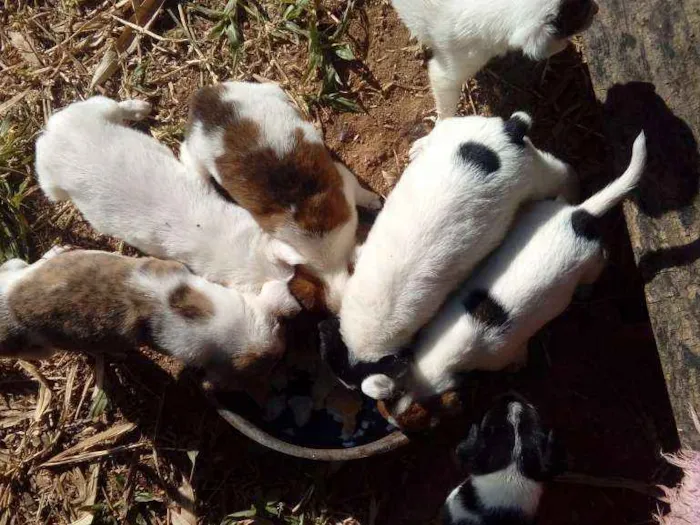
583, 1, 700, 448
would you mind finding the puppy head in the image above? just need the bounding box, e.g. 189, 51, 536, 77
318, 317, 410, 390
456, 394, 566, 481
551, 0, 599, 39
377, 390, 463, 433
515, 0, 598, 60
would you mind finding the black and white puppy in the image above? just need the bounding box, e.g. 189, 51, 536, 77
392, 0, 599, 118
443, 395, 565, 525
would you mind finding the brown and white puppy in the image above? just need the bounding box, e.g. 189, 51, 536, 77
181, 81, 382, 313
0, 248, 300, 389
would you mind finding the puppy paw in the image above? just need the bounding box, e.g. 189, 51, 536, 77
363, 193, 384, 211
118, 100, 152, 121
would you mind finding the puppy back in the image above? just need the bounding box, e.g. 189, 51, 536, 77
190, 85, 351, 235
7, 251, 158, 352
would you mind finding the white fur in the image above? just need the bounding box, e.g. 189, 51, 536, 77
340, 114, 576, 387
35, 96, 302, 294
0, 249, 300, 386
400, 132, 647, 398
392, 0, 596, 118
182, 82, 381, 312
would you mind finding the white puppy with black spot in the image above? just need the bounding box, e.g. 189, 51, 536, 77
443, 395, 565, 525
367, 132, 646, 405
0, 248, 299, 389
319, 113, 577, 395
392, 0, 599, 118
182, 81, 382, 313
35, 96, 303, 296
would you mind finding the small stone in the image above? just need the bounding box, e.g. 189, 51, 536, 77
288, 396, 313, 427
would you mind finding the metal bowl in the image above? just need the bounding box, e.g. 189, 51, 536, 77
209, 394, 410, 461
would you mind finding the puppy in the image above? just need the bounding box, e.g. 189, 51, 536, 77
320, 113, 576, 395
366, 132, 647, 405
181, 81, 382, 312
442, 395, 565, 525
35, 96, 303, 294
392, 0, 599, 118
0, 248, 300, 388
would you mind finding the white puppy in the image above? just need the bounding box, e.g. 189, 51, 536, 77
392, 0, 599, 118
319, 112, 577, 395
181, 81, 382, 313
370, 133, 646, 407
35, 96, 303, 294
0, 248, 300, 388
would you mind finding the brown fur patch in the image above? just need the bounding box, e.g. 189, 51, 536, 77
7, 251, 156, 354
187, 84, 237, 134
288, 265, 327, 312
168, 284, 215, 320
378, 398, 433, 433
215, 118, 351, 235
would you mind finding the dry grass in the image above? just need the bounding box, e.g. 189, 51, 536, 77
0, 1, 673, 524
0, 1, 372, 523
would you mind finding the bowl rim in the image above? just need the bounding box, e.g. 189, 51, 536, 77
209, 394, 410, 460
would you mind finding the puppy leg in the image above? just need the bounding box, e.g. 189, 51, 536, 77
429, 56, 462, 120
336, 162, 382, 210
77, 96, 151, 124
429, 52, 486, 120
580, 253, 606, 285
115, 100, 153, 122
526, 140, 579, 201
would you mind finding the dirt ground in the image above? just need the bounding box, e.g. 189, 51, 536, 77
0, 1, 682, 524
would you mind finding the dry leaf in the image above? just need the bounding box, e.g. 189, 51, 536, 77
42, 422, 135, 465
169, 476, 197, 525
8, 31, 41, 67
19, 361, 53, 421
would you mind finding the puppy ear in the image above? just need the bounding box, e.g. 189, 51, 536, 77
455, 424, 481, 470
288, 265, 327, 312
504, 112, 533, 146
541, 429, 567, 479
268, 240, 306, 267
361, 374, 396, 400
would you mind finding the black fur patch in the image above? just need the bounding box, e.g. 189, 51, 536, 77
504, 115, 530, 147
552, 0, 597, 38
457, 143, 501, 175
463, 290, 509, 327
570, 209, 601, 241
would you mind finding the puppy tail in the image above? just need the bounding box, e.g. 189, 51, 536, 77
579, 132, 647, 217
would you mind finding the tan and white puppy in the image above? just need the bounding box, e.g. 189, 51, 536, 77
0, 248, 300, 388
35, 96, 302, 296
181, 81, 382, 313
